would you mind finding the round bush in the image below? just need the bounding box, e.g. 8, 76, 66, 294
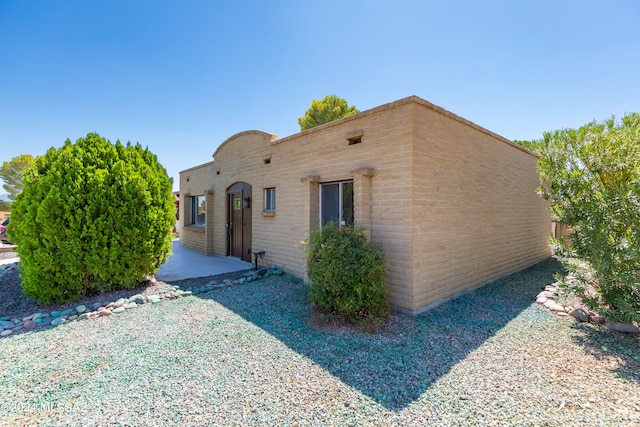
8, 133, 175, 304
306, 223, 389, 328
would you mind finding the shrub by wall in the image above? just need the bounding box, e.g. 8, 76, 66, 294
8, 133, 175, 304
536, 113, 640, 325
306, 224, 389, 329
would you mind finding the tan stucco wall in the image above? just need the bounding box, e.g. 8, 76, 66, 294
180, 96, 551, 314
409, 103, 551, 312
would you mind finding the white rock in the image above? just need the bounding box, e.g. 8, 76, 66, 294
568, 308, 589, 322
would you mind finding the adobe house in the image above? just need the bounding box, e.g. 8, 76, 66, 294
179, 96, 551, 314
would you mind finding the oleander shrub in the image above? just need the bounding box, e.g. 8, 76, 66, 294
536, 113, 640, 325
8, 133, 175, 304
306, 223, 389, 329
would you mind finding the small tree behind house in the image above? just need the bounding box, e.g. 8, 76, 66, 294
298, 95, 359, 131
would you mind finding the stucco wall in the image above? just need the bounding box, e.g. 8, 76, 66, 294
179, 96, 551, 314
409, 102, 551, 313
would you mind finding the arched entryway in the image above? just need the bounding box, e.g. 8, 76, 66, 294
227, 182, 252, 262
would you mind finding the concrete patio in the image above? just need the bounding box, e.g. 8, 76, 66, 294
1, 240, 253, 280
156, 240, 253, 281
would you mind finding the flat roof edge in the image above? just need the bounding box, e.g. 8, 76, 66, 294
180, 160, 215, 174
274, 95, 535, 157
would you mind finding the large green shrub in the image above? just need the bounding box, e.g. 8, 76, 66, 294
536, 113, 640, 324
306, 223, 389, 328
8, 133, 175, 304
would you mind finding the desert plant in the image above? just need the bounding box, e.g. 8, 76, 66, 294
8, 133, 175, 304
536, 113, 640, 324
305, 223, 389, 329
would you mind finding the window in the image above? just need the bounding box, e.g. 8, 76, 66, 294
321, 181, 353, 226
264, 188, 276, 212
191, 195, 205, 226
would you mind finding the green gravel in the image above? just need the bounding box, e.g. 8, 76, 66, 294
1, 259, 638, 426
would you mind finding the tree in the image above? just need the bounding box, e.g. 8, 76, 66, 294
513, 139, 540, 153
0, 154, 35, 200
8, 133, 175, 304
0, 201, 10, 211
536, 113, 640, 324
298, 95, 359, 131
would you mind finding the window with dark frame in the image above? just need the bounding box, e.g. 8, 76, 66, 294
191, 195, 206, 226
320, 181, 353, 226
265, 188, 276, 212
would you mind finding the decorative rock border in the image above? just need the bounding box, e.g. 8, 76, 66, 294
536, 283, 639, 334
0, 265, 284, 338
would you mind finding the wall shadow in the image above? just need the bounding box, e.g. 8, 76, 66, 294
570, 322, 640, 385
194, 258, 561, 410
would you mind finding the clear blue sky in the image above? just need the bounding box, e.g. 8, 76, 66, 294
1, 0, 639, 192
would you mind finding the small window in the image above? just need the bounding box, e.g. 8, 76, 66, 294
191, 195, 205, 226
348, 136, 362, 145
264, 157, 271, 165
264, 188, 276, 212
320, 181, 353, 226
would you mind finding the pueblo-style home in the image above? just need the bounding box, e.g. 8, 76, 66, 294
179, 96, 551, 314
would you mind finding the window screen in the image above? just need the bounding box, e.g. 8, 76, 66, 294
191, 195, 205, 226
321, 181, 353, 226
265, 188, 276, 211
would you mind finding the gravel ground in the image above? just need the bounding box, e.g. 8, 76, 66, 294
0, 255, 245, 322
1, 258, 639, 426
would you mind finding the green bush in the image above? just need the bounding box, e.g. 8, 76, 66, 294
8, 133, 175, 304
305, 223, 389, 329
536, 113, 640, 324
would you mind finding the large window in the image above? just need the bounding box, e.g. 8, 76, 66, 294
191, 195, 206, 226
321, 181, 353, 226
264, 188, 276, 212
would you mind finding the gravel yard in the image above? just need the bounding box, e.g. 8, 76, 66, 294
1, 258, 639, 426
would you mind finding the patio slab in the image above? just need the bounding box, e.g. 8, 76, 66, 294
1, 240, 251, 280
156, 240, 253, 281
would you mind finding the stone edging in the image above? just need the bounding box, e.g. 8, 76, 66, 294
0, 265, 283, 338
536, 283, 640, 334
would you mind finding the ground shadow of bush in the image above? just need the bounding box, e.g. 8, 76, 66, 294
198, 258, 561, 410
570, 322, 640, 385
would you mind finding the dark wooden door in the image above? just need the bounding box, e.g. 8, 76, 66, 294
227, 182, 252, 262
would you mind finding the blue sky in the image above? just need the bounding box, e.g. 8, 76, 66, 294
1, 0, 639, 192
